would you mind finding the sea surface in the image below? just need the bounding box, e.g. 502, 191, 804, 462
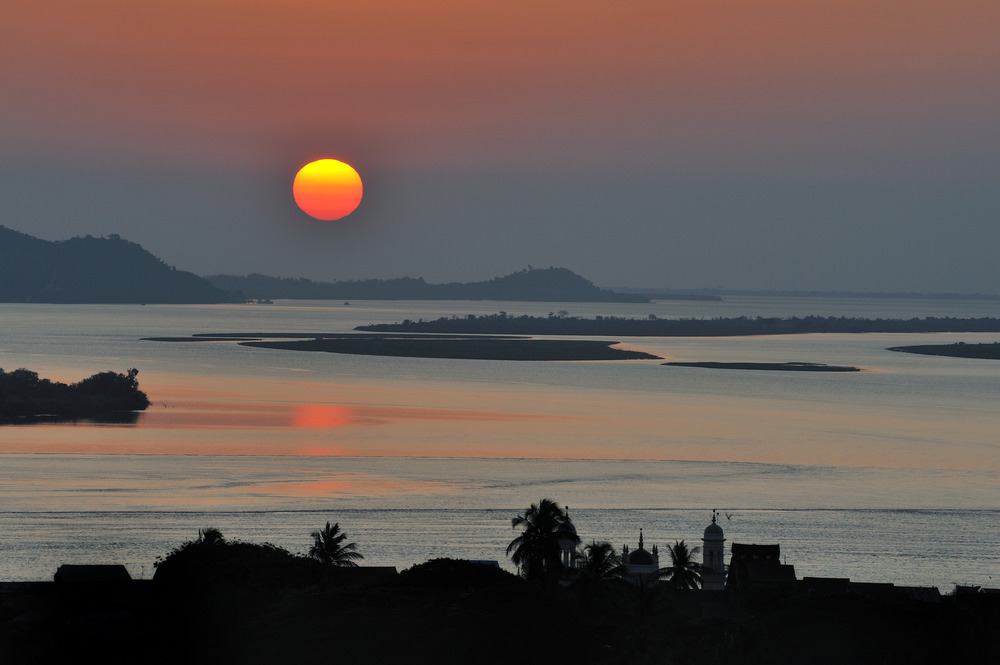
1, 296, 998, 590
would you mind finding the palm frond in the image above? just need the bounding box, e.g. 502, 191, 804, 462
309, 521, 364, 567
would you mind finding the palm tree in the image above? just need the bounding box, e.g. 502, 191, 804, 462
506, 498, 579, 582
578, 540, 625, 580
656, 540, 702, 589
309, 521, 363, 567
197, 527, 225, 546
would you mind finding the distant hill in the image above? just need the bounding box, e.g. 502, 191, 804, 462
0, 226, 236, 303
206, 267, 650, 303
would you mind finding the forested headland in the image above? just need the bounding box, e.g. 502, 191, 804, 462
0, 226, 237, 304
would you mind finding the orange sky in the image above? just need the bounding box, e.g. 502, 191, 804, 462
5, 1, 997, 171
2, 1, 999, 291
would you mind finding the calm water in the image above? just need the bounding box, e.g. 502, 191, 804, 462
1, 297, 998, 588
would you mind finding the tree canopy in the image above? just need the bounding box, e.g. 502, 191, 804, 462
507, 498, 580, 582
578, 540, 625, 580
309, 522, 363, 567
657, 540, 702, 590
0, 367, 150, 420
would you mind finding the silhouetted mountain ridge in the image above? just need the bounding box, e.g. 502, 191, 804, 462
207, 268, 649, 302
0, 226, 236, 303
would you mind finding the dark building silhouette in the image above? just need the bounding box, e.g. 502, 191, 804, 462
725, 543, 797, 590
54, 564, 132, 584
701, 510, 727, 590
621, 529, 660, 584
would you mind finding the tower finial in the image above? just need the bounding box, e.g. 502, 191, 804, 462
638, 528, 644, 549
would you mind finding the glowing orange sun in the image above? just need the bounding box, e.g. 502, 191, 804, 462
293, 159, 363, 220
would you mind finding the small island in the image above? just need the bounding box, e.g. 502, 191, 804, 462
0, 368, 150, 422
888, 342, 1000, 360
664, 361, 861, 372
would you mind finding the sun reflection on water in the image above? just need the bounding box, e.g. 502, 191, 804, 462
291, 404, 355, 428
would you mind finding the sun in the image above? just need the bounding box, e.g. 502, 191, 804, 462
292, 159, 363, 220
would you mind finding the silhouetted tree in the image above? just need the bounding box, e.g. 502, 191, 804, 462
0, 367, 148, 418
656, 540, 702, 590
197, 527, 225, 546
309, 521, 363, 567
616, 572, 670, 659
74, 368, 149, 410
153, 529, 320, 590
579, 540, 625, 580
506, 498, 579, 582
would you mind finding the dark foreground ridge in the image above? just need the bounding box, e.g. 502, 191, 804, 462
2, 534, 997, 665
358, 313, 1000, 336
664, 361, 861, 372
0, 368, 150, 422
206, 267, 653, 302
143, 332, 660, 361
889, 341, 1000, 360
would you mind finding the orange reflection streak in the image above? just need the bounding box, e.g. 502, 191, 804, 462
6, 369, 996, 471
141, 399, 566, 431
137, 401, 292, 429
295, 446, 352, 456
256, 477, 453, 498
291, 404, 355, 429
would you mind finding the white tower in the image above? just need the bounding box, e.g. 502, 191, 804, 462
701, 509, 726, 591
558, 506, 579, 568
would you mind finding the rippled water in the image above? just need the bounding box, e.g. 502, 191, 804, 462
1, 297, 998, 586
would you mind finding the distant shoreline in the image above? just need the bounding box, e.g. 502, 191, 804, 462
357, 314, 1000, 337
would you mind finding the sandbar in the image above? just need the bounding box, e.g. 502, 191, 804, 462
145, 332, 661, 361
241, 336, 660, 361
664, 361, 861, 372
888, 342, 1000, 360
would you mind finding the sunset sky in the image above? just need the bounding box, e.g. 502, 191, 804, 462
2, 1, 998, 292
